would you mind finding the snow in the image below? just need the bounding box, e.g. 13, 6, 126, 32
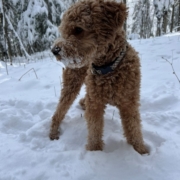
0, 33, 180, 180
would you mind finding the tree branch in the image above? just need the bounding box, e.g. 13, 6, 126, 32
19, 68, 38, 81
162, 56, 180, 84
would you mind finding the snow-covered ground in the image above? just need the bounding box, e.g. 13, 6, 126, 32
0, 33, 180, 180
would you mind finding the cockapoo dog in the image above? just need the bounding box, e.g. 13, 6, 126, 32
50, 0, 148, 154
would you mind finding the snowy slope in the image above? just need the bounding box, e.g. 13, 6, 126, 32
0, 33, 180, 180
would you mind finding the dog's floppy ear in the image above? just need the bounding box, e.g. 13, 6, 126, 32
102, 1, 128, 28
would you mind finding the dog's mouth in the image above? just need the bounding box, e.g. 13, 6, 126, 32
61, 57, 84, 68
51, 45, 85, 68
53, 54, 84, 69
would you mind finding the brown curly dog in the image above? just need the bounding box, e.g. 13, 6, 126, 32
50, 0, 148, 154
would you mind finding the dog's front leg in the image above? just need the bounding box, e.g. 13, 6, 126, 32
49, 66, 87, 140
85, 95, 105, 151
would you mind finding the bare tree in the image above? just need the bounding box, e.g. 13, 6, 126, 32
123, 0, 127, 32
154, 0, 174, 36
132, 0, 153, 38
0, 0, 13, 65
170, 2, 175, 32
162, 7, 168, 34
178, 0, 180, 31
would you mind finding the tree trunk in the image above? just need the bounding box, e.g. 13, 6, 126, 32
5, 14, 30, 59
4, 17, 13, 65
162, 10, 168, 34
178, 0, 180, 31
140, 9, 145, 39
157, 18, 161, 36
1, 0, 13, 65
123, 0, 127, 33
170, 4, 175, 32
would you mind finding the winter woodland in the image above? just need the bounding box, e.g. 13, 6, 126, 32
0, 0, 179, 64
0, 1, 180, 179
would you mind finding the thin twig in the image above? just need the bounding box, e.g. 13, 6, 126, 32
54, 86, 57, 97
49, 54, 54, 61
168, 36, 171, 41
48, 53, 64, 68
59, 76, 62, 89
5, 60, 9, 75
19, 68, 38, 81
171, 50, 174, 62
162, 56, 180, 84
51, 60, 64, 68
112, 110, 115, 121
18, 59, 21, 66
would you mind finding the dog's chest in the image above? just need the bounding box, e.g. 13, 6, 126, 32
87, 74, 122, 105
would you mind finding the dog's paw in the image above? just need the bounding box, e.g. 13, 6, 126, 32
79, 98, 86, 110
86, 142, 104, 151
49, 130, 60, 140
134, 144, 149, 155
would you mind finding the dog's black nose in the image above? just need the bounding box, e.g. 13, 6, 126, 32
52, 46, 61, 55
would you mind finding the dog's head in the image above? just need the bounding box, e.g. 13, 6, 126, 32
52, 0, 128, 68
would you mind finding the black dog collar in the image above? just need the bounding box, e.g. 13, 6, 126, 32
91, 44, 128, 75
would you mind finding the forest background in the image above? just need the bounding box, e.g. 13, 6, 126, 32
0, 0, 179, 65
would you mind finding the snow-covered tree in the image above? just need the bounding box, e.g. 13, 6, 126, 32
0, 0, 15, 64
178, 0, 180, 31
154, 0, 174, 36
0, 0, 66, 63
17, 0, 60, 53
173, 0, 180, 31
132, 0, 153, 38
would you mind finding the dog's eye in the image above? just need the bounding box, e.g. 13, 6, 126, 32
74, 27, 83, 35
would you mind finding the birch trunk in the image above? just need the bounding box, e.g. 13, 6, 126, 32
5, 14, 30, 59
178, 0, 180, 31
0, 0, 13, 65
162, 11, 168, 34
170, 4, 175, 32
123, 0, 127, 33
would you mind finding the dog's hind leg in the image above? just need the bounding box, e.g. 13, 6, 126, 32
118, 102, 148, 154
49, 66, 87, 140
